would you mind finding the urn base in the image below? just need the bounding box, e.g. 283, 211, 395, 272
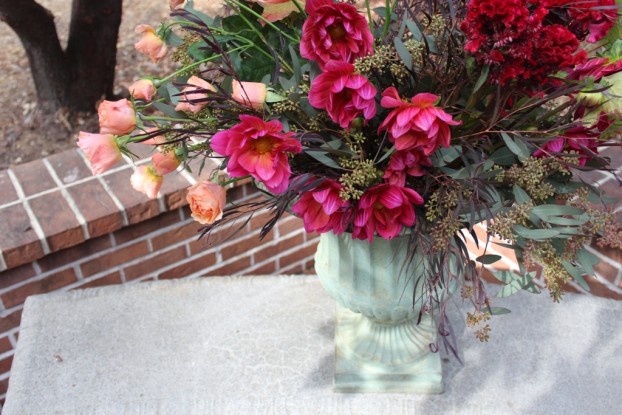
333, 304, 443, 394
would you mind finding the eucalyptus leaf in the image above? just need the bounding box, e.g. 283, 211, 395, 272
577, 248, 599, 277
304, 149, 343, 169
473, 65, 490, 93
476, 254, 502, 265
561, 259, 591, 291
488, 306, 511, 315
513, 185, 531, 204
394, 38, 413, 70
530, 205, 585, 218
513, 225, 560, 240
490, 146, 516, 166
500, 132, 530, 161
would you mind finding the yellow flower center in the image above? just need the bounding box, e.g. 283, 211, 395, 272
328, 23, 347, 42
253, 137, 274, 154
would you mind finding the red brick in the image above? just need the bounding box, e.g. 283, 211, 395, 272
37, 235, 112, 272
276, 216, 304, 237
123, 246, 187, 281
0, 309, 22, 334
222, 232, 275, 261
10, 159, 56, 196
205, 257, 251, 276
242, 260, 277, 275
66, 181, 123, 238
113, 210, 181, 245
0, 170, 18, 205
159, 172, 191, 210
0, 263, 37, 290
46, 150, 93, 185
0, 377, 8, 400
103, 168, 160, 224
0, 204, 44, 269
592, 259, 619, 283
0, 336, 13, 355
0, 354, 12, 374
29, 191, 84, 252
595, 179, 622, 212
1, 268, 77, 309
158, 253, 217, 279
151, 221, 201, 251
75, 271, 123, 289
80, 241, 149, 277
188, 225, 254, 256
279, 242, 318, 268
584, 276, 622, 300
248, 210, 272, 232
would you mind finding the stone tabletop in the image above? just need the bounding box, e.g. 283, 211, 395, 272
3, 275, 622, 414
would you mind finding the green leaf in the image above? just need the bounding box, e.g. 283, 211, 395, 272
488, 306, 511, 315
184, 0, 215, 26
513, 185, 531, 204
491, 270, 518, 284
473, 65, 490, 93
497, 279, 523, 297
405, 20, 424, 42
304, 149, 343, 169
394, 38, 412, 70
500, 132, 530, 161
530, 205, 585, 218
513, 225, 560, 240
266, 90, 286, 102
577, 248, 599, 277
476, 254, 502, 265
561, 260, 591, 291
152, 101, 186, 119
490, 146, 516, 166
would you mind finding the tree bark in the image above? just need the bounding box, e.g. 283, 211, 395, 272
0, 0, 70, 112
66, 0, 123, 111
0, 0, 123, 113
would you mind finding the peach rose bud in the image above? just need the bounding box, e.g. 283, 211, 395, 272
129, 79, 157, 102
232, 80, 267, 110
77, 132, 123, 175
130, 165, 163, 199
98, 99, 136, 135
135, 24, 168, 62
170, 0, 185, 10
152, 150, 180, 176
186, 181, 226, 225
175, 76, 216, 113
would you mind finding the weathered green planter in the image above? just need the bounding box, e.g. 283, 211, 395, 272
314, 231, 444, 394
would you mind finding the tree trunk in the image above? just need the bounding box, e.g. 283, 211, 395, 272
66, 0, 123, 111
0, 0, 70, 112
0, 0, 123, 113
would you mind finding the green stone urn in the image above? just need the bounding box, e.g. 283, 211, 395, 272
314, 231, 444, 394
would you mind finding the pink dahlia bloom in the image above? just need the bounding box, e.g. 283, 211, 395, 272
77, 132, 123, 175
383, 149, 432, 186
291, 179, 350, 234
308, 60, 376, 129
130, 165, 163, 199
378, 87, 460, 154
210, 115, 302, 194
352, 184, 424, 242
98, 99, 136, 136
533, 126, 600, 166
300, 0, 373, 68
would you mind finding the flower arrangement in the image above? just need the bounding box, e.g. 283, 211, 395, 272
78, 0, 622, 343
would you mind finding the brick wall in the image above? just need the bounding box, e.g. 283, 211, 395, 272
0, 149, 319, 403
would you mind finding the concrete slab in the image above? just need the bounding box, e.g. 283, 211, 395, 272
3, 275, 622, 415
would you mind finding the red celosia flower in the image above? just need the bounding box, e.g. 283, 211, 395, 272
210, 115, 302, 194
300, 0, 373, 68
308, 60, 376, 129
378, 87, 460, 154
352, 184, 424, 242
291, 179, 351, 234
544, 0, 616, 43
533, 126, 601, 166
383, 149, 432, 186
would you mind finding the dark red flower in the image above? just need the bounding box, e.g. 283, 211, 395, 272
308, 60, 376, 129
383, 149, 432, 186
300, 0, 374, 68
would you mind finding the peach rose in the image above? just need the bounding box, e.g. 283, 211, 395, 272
135, 24, 168, 62
129, 79, 156, 102
170, 0, 185, 10
231, 80, 267, 110
186, 181, 226, 225
152, 150, 180, 176
98, 99, 136, 135
77, 132, 122, 175
175, 76, 216, 113
130, 165, 163, 199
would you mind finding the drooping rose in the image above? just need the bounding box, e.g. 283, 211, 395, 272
210, 115, 302, 194
77, 132, 123, 175
175, 76, 216, 114
130, 165, 163, 199
134, 24, 168, 63
383, 149, 432, 186
291, 179, 350, 234
300, 0, 373, 68
308, 60, 376, 129
378, 87, 460, 154
152, 150, 180, 176
352, 183, 424, 242
98, 99, 136, 136
231, 80, 267, 110
256, 0, 306, 22
170, 0, 185, 10
129, 79, 157, 102
186, 181, 227, 225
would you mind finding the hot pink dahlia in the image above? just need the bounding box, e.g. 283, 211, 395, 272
308, 60, 376, 129
210, 115, 302, 194
291, 179, 350, 234
378, 87, 460, 154
299, 0, 373, 68
383, 149, 432, 187
533, 126, 601, 166
352, 183, 424, 242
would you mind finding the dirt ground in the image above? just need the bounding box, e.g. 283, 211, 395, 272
0, 0, 226, 170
